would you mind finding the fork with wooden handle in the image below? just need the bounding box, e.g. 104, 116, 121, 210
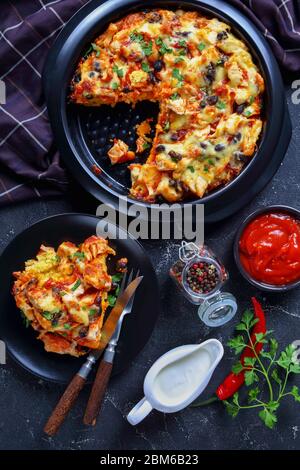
83, 270, 139, 425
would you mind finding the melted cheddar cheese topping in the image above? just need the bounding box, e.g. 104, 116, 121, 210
70, 9, 264, 202
13, 236, 116, 357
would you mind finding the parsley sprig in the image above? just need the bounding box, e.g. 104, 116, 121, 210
224, 309, 300, 429
155, 37, 172, 55
107, 273, 124, 307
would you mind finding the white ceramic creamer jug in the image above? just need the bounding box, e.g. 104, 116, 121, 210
127, 338, 223, 425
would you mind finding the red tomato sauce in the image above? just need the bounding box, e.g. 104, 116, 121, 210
239, 212, 300, 285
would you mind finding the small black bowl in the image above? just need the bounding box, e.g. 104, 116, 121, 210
234, 205, 300, 292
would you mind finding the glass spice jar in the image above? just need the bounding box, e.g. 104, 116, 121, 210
170, 241, 237, 327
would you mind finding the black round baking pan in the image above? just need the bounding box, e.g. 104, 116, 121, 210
234, 205, 300, 292
43, 0, 292, 223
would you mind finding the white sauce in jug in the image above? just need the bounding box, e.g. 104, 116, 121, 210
152, 348, 212, 406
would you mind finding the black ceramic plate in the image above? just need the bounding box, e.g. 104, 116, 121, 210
0, 214, 159, 383
43, 0, 292, 223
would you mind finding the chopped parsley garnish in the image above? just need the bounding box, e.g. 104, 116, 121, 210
208, 159, 215, 165
244, 110, 252, 117
42, 311, 55, 321
130, 30, 143, 42
178, 39, 187, 48
170, 92, 180, 100
249, 96, 255, 104
112, 273, 123, 282
42, 308, 61, 322
197, 42, 206, 52
111, 82, 119, 90
204, 165, 209, 172
142, 41, 153, 57
130, 30, 153, 56
108, 294, 117, 307
155, 37, 172, 55
64, 323, 71, 330
89, 308, 98, 317
91, 43, 101, 57
179, 49, 187, 56
216, 100, 226, 110
187, 165, 195, 173
71, 279, 81, 291
20, 310, 31, 328
72, 251, 85, 260
172, 68, 184, 83
163, 121, 170, 132
83, 45, 93, 58
112, 65, 124, 77
175, 57, 184, 63
143, 142, 151, 150
141, 62, 150, 73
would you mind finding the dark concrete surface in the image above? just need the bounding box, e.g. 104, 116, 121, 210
0, 85, 300, 450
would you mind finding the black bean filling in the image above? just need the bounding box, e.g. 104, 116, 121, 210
205, 62, 216, 84
148, 12, 162, 23
73, 73, 81, 83
232, 132, 242, 144
168, 150, 182, 162
206, 95, 218, 106
79, 327, 88, 338
236, 103, 246, 114
215, 143, 225, 152
153, 60, 164, 72
217, 31, 228, 41
93, 61, 101, 72
88, 71, 97, 78
149, 71, 159, 84
234, 151, 247, 163
176, 31, 190, 37
156, 145, 166, 153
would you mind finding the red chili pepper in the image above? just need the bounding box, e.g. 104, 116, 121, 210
216, 297, 266, 400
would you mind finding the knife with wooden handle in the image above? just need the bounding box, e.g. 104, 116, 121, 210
44, 275, 143, 436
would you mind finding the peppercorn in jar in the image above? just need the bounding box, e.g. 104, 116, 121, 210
170, 242, 237, 327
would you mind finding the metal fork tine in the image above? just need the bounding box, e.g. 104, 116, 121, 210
118, 269, 127, 296
122, 269, 140, 314
127, 269, 134, 286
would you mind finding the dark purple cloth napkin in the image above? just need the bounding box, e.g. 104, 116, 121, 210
228, 0, 300, 72
0, 0, 89, 206
0, 0, 299, 207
